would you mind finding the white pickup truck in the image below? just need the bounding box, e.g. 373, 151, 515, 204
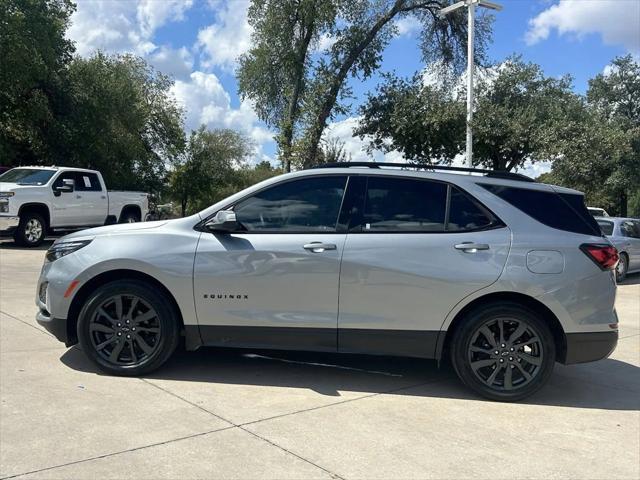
0, 166, 149, 247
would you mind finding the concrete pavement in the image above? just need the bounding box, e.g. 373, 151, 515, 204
1, 241, 638, 479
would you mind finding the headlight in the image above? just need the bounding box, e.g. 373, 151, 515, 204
45, 240, 92, 262
0, 192, 15, 197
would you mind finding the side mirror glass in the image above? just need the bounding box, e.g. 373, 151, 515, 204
205, 210, 240, 232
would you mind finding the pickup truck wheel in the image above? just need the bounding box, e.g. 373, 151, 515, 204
120, 211, 140, 223
14, 213, 46, 247
77, 280, 180, 376
450, 303, 555, 402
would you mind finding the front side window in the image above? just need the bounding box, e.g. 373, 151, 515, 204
621, 221, 640, 239
362, 177, 447, 232
52, 172, 76, 189
233, 176, 347, 232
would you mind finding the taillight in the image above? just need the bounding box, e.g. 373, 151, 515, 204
580, 244, 619, 270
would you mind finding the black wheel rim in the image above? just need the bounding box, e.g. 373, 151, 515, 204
467, 317, 543, 391
89, 294, 161, 366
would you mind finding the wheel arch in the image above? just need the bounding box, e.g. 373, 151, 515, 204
18, 203, 50, 229
436, 291, 567, 363
119, 205, 142, 222
66, 269, 188, 347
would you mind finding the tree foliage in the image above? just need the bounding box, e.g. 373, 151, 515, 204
59, 53, 185, 193
549, 55, 640, 216
169, 127, 257, 216
356, 56, 576, 171
0, 0, 76, 163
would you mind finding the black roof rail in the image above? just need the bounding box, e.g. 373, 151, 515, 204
310, 162, 535, 183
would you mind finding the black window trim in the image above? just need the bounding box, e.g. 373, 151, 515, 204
195, 173, 505, 235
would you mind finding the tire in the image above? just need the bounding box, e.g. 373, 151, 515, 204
120, 210, 140, 223
13, 212, 46, 247
450, 302, 556, 402
77, 280, 180, 376
616, 253, 628, 283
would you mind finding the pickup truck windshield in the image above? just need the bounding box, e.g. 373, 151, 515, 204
0, 169, 56, 185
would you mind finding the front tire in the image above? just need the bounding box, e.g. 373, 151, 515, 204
77, 280, 179, 376
14, 212, 46, 247
450, 302, 556, 402
120, 210, 140, 223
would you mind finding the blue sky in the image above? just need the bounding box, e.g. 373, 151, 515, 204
67, 0, 640, 171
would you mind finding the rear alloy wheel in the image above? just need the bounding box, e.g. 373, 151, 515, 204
616, 254, 628, 282
451, 303, 555, 402
78, 280, 179, 375
14, 213, 46, 247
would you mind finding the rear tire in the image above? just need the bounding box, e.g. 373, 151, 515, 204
120, 210, 140, 223
450, 302, 556, 402
77, 280, 179, 376
14, 212, 46, 247
616, 253, 628, 282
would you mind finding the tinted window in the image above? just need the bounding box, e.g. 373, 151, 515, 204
447, 187, 495, 232
75, 173, 101, 191
362, 177, 447, 232
52, 172, 76, 189
597, 220, 614, 236
0, 168, 56, 185
234, 176, 347, 232
481, 185, 600, 236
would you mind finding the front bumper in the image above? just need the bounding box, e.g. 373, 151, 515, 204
36, 309, 73, 346
0, 215, 19, 234
562, 330, 618, 364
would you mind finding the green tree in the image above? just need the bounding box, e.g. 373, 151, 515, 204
170, 127, 255, 216
0, 0, 75, 164
549, 55, 640, 216
59, 52, 185, 193
356, 56, 576, 171
238, 0, 338, 172
300, 0, 493, 166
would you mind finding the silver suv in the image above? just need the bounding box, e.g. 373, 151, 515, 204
36, 163, 619, 401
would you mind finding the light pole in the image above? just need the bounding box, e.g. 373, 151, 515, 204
439, 0, 502, 168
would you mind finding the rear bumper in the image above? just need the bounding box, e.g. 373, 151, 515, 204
562, 331, 618, 364
36, 309, 73, 346
0, 215, 19, 234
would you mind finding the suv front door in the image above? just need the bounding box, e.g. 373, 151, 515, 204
337, 175, 511, 357
194, 175, 349, 351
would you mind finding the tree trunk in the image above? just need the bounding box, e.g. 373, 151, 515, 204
620, 189, 628, 217
302, 0, 420, 166
280, 14, 316, 173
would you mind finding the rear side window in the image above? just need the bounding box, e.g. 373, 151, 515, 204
447, 187, 496, 232
480, 184, 601, 236
597, 220, 614, 236
362, 177, 447, 232
75, 173, 102, 192
621, 221, 640, 239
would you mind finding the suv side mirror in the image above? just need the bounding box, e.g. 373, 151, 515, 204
54, 178, 75, 196
205, 210, 240, 233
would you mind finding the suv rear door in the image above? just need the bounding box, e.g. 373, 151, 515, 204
337, 175, 511, 358
193, 175, 348, 351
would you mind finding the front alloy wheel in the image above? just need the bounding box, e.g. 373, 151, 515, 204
451, 303, 555, 402
78, 280, 179, 375
14, 213, 46, 247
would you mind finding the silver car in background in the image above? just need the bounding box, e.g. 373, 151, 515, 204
35, 163, 619, 402
596, 217, 640, 281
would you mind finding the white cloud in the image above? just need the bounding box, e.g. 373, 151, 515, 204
197, 0, 252, 71
68, 0, 194, 57
526, 0, 640, 53
171, 71, 275, 163
395, 16, 422, 37
148, 46, 194, 80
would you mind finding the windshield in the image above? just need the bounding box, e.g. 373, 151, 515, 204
0, 168, 56, 185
